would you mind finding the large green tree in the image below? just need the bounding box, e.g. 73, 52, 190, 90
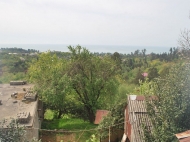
28, 46, 119, 122
148, 67, 159, 81
141, 63, 190, 142
68, 46, 119, 123
28, 52, 72, 118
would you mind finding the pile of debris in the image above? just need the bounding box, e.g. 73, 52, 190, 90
24, 91, 37, 102
10, 89, 37, 102
17, 112, 30, 124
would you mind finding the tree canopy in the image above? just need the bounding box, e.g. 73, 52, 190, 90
68, 45, 119, 122
28, 46, 119, 122
28, 52, 72, 118
142, 63, 190, 142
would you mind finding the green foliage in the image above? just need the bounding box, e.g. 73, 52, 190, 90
159, 63, 172, 78
0, 119, 41, 142
138, 79, 154, 95
118, 83, 134, 97
133, 68, 145, 85
42, 118, 97, 142
0, 48, 38, 83
0, 72, 26, 83
28, 52, 73, 118
142, 63, 190, 142
44, 109, 56, 120
30, 138, 42, 142
86, 134, 99, 142
111, 52, 122, 67
0, 119, 25, 142
0, 47, 38, 53
42, 118, 96, 130
97, 99, 126, 139
28, 46, 120, 122
68, 45, 119, 123
147, 67, 159, 81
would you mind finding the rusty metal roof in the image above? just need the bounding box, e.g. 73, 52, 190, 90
94, 110, 109, 124
176, 130, 190, 142
127, 95, 152, 142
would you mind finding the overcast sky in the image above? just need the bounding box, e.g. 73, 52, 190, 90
0, 0, 189, 47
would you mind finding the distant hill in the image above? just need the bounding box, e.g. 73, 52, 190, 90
0, 47, 39, 53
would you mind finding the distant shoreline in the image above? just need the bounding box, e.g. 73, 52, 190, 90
0, 44, 172, 54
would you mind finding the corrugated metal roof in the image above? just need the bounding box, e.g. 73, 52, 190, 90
94, 110, 109, 124
176, 130, 190, 142
127, 95, 152, 142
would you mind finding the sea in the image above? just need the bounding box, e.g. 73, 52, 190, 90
0, 44, 173, 54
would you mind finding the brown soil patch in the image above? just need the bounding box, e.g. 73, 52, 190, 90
11, 92, 25, 100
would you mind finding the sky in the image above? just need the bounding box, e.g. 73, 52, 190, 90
0, 0, 190, 48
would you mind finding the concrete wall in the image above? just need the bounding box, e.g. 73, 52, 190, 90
26, 101, 40, 141
38, 100, 44, 120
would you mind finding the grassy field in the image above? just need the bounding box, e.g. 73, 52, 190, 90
41, 110, 98, 142
42, 118, 97, 130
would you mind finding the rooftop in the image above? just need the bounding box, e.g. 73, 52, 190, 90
127, 95, 153, 142
0, 84, 37, 127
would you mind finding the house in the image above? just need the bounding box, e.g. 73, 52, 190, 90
0, 84, 43, 140
122, 95, 152, 142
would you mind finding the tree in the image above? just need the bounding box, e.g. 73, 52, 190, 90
0, 119, 25, 142
133, 68, 144, 85
159, 63, 171, 78
142, 64, 190, 142
141, 19, 190, 141
178, 29, 190, 58
68, 45, 119, 123
28, 52, 72, 118
148, 67, 159, 81
111, 52, 122, 66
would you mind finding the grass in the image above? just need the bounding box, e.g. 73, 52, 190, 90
41, 110, 98, 142
0, 72, 26, 84
41, 119, 97, 142
43, 109, 96, 130
42, 118, 97, 130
